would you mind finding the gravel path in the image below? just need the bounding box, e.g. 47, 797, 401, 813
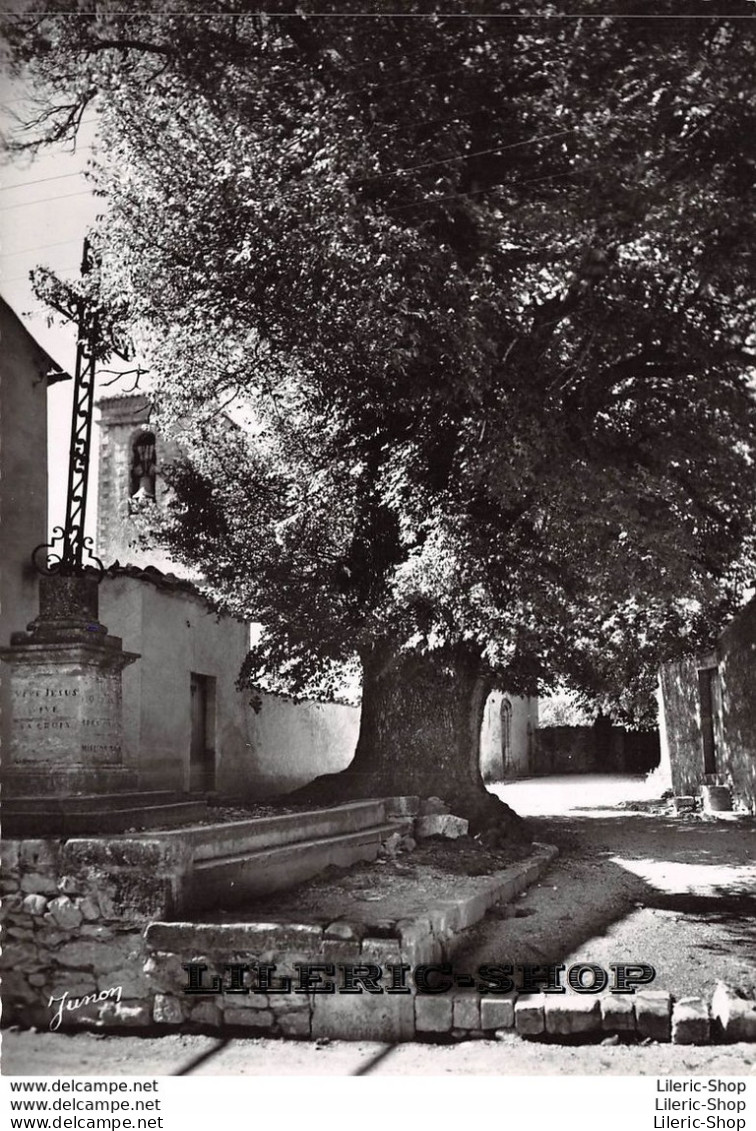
457, 775, 756, 1000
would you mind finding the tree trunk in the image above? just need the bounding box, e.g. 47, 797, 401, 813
288, 642, 524, 837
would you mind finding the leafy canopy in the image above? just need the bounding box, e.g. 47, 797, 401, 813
4, 1, 756, 719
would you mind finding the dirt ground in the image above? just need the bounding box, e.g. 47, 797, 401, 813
2, 1028, 755, 1076
198, 837, 534, 926
452, 809, 756, 997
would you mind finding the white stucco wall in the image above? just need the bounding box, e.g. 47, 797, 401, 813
244, 691, 360, 799
99, 574, 360, 798
479, 691, 539, 782
99, 574, 250, 792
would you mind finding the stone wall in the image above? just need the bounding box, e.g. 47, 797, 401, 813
244, 691, 360, 798
0, 834, 556, 1041
658, 656, 707, 797
0, 837, 187, 1030
659, 599, 756, 813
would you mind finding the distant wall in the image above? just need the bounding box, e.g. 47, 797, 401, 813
479, 693, 538, 782
533, 725, 660, 776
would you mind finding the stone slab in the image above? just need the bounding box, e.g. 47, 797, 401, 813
415, 995, 453, 1033
544, 995, 601, 1036
415, 814, 468, 839
384, 797, 420, 817
635, 991, 672, 1042
711, 982, 756, 1042
514, 995, 546, 1036
672, 998, 711, 1045
189, 827, 388, 909
139, 800, 389, 860
452, 994, 481, 1030
480, 995, 515, 1031
3, 798, 208, 838
601, 994, 636, 1032
311, 989, 414, 1042
145, 921, 324, 955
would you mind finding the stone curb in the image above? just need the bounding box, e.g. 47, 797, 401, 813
411, 983, 756, 1046
143, 841, 559, 968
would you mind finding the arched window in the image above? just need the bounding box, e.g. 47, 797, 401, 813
129, 430, 157, 502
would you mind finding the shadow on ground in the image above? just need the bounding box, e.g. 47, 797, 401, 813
452, 805, 756, 1000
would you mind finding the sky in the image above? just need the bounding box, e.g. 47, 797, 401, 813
1, 85, 127, 545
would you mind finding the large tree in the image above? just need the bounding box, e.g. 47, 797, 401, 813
4, 1, 756, 828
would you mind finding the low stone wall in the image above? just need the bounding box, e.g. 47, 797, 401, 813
0, 837, 187, 1029
0, 835, 556, 1038
3, 836, 754, 1045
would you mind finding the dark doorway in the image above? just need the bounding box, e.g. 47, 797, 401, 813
190, 673, 216, 792
697, 667, 718, 776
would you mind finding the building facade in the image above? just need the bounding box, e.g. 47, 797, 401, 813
658, 599, 756, 813
479, 691, 539, 781
0, 300, 71, 765
93, 393, 359, 800
2, 309, 540, 803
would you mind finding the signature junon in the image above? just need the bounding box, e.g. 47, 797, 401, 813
48, 985, 123, 1031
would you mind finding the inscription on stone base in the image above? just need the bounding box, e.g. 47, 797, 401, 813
10, 661, 124, 764
1, 637, 139, 798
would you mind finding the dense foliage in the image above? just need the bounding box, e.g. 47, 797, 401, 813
4, 1, 756, 727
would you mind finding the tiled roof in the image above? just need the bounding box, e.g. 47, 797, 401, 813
101, 561, 201, 596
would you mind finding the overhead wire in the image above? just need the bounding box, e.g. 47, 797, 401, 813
1, 265, 81, 285
1, 237, 83, 257
0, 167, 93, 192
0, 187, 98, 212
347, 127, 576, 188
0, 121, 577, 218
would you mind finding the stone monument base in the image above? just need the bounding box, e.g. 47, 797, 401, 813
1, 574, 209, 834
1, 790, 209, 836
